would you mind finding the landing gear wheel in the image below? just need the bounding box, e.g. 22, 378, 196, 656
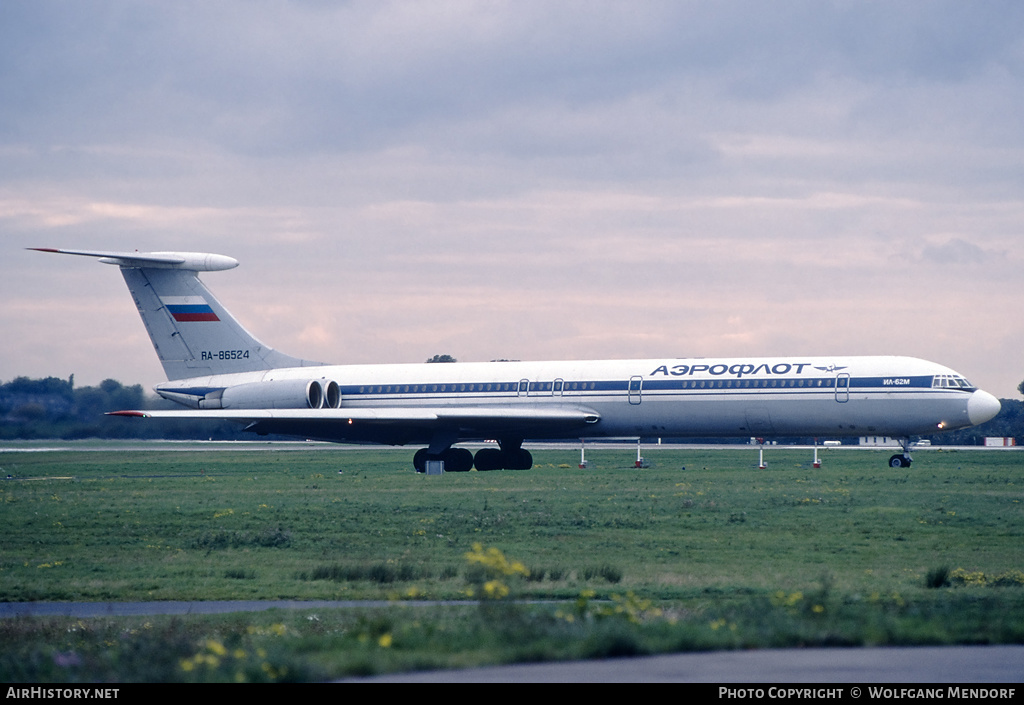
504, 448, 533, 470
889, 454, 912, 468
414, 447, 473, 472
471, 447, 533, 470
413, 448, 429, 473
443, 447, 474, 472
474, 448, 503, 471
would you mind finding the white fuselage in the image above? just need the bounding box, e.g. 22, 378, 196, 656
155, 355, 999, 445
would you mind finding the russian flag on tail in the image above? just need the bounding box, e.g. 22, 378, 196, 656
161, 296, 220, 322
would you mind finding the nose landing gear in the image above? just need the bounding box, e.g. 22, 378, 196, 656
888, 438, 913, 468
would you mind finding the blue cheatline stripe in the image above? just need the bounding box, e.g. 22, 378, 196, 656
159, 387, 226, 397
160, 377, 947, 401
336, 376, 942, 398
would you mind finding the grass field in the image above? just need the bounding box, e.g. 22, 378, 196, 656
1, 443, 1022, 681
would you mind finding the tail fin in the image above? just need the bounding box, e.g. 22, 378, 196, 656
31, 248, 325, 380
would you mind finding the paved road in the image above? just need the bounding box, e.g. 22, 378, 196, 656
0, 600, 475, 618
342, 645, 1024, 683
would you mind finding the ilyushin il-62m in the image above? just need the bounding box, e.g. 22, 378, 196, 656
33, 248, 1001, 472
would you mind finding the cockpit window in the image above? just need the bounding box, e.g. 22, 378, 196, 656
932, 374, 976, 392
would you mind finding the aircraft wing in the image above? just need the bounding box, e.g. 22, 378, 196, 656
107, 405, 601, 443
109, 406, 600, 423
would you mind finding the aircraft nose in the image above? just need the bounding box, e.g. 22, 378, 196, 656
968, 390, 1001, 426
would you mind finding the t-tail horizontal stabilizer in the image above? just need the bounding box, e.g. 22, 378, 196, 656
28, 247, 240, 271
31, 247, 325, 380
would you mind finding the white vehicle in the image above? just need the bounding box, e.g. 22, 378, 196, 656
34, 248, 1001, 471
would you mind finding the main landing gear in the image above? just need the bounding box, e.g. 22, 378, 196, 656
413, 439, 533, 473
414, 447, 474, 473
888, 437, 913, 468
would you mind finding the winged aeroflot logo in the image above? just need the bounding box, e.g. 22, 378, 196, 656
814, 364, 848, 373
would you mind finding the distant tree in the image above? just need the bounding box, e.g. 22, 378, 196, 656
1018, 379, 1024, 397
2, 376, 73, 398
99, 378, 121, 394
74, 379, 144, 422
425, 354, 457, 363
0, 374, 258, 441
11, 403, 47, 421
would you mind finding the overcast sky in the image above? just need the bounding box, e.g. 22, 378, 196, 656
2, 1, 1022, 397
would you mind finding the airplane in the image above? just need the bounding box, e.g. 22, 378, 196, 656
32, 247, 1002, 471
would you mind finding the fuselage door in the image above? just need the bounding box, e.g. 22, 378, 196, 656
518, 379, 529, 397
628, 376, 643, 405
835, 373, 850, 403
